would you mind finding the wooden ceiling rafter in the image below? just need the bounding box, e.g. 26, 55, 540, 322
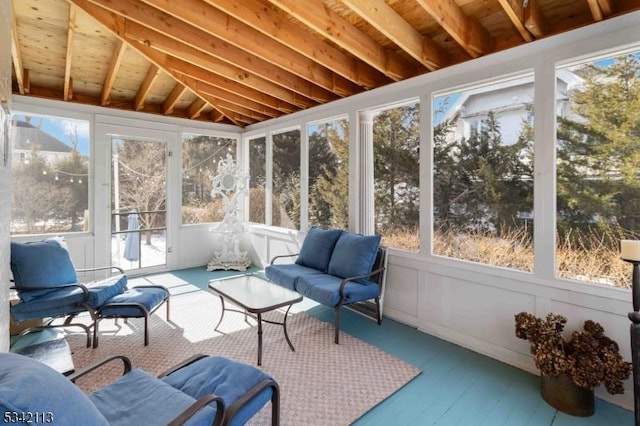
587, 0, 614, 21
523, 0, 549, 38
134, 64, 160, 111
69, 0, 240, 125
63, 5, 77, 101
340, 0, 449, 70
498, 0, 535, 42
119, 15, 339, 104
187, 98, 207, 120
140, 0, 363, 98
266, 0, 426, 80
162, 83, 187, 115
101, 39, 126, 106
202, 0, 390, 89
414, 0, 494, 58
10, 7, 26, 95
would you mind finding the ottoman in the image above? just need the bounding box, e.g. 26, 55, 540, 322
94, 285, 170, 348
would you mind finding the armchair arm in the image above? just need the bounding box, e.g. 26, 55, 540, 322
68, 355, 132, 383
338, 265, 386, 299
167, 394, 225, 426
157, 354, 209, 379
269, 253, 299, 265
225, 378, 280, 426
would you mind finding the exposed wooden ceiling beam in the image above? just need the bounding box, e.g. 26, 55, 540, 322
523, 0, 549, 38
64, 5, 77, 101
134, 64, 160, 111
202, 0, 390, 89
497, 0, 534, 42
10, 7, 25, 95
587, 0, 614, 21
141, 0, 364, 96
340, 0, 449, 70
121, 16, 340, 104
266, 0, 428, 79
187, 98, 207, 120
162, 83, 186, 115
414, 0, 494, 58
69, 0, 244, 126
598, 0, 614, 15
101, 39, 126, 106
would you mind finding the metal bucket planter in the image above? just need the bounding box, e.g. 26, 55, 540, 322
541, 373, 594, 417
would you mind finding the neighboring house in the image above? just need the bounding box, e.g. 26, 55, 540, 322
439, 69, 584, 146
11, 119, 73, 165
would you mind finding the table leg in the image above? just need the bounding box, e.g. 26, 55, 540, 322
283, 304, 295, 352
257, 312, 263, 366
214, 296, 226, 332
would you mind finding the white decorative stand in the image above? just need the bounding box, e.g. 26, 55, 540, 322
206, 154, 252, 271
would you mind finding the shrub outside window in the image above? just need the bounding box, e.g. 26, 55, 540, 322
308, 118, 349, 229
555, 52, 640, 288
432, 76, 535, 271
11, 114, 90, 235
181, 133, 236, 225
272, 129, 301, 230
373, 103, 420, 252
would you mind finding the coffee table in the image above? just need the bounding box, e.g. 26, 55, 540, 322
208, 274, 303, 365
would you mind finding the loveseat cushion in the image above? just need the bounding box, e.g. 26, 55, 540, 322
90, 369, 216, 426
295, 274, 380, 307
10, 238, 78, 302
0, 352, 109, 425
327, 233, 381, 283
162, 356, 273, 426
295, 227, 344, 272
265, 263, 324, 290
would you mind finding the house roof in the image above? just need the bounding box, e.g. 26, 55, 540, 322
12, 120, 73, 153
10, 0, 640, 127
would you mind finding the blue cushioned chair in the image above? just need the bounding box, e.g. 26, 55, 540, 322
0, 352, 278, 426
10, 238, 128, 347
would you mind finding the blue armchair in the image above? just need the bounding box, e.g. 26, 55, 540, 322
9, 238, 128, 347
0, 352, 279, 426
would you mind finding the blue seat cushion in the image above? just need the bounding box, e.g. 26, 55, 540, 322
295, 273, 380, 307
90, 369, 216, 426
327, 233, 381, 283
0, 352, 109, 425
9, 275, 127, 322
265, 263, 323, 290
295, 227, 344, 272
162, 356, 273, 426
10, 286, 90, 322
10, 238, 78, 302
99, 287, 169, 318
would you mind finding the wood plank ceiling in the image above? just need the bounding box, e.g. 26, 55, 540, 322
10, 0, 640, 127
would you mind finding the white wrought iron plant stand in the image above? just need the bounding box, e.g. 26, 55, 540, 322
206, 154, 251, 271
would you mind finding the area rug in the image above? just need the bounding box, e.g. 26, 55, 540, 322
67, 287, 421, 425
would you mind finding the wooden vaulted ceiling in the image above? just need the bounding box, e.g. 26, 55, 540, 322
10, 0, 640, 127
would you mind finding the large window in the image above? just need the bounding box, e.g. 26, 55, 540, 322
556, 52, 640, 288
272, 129, 301, 229
308, 118, 349, 229
10, 114, 89, 235
248, 136, 266, 223
432, 75, 534, 270
181, 133, 236, 224
373, 103, 420, 251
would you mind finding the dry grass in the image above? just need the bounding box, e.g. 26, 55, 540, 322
385, 225, 633, 289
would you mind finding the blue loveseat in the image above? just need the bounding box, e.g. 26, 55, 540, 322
265, 227, 387, 343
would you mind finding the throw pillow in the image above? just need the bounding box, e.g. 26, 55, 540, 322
10, 238, 78, 302
295, 227, 344, 272
327, 233, 381, 282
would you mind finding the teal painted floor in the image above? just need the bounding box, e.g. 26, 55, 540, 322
144, 267, 634, 426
